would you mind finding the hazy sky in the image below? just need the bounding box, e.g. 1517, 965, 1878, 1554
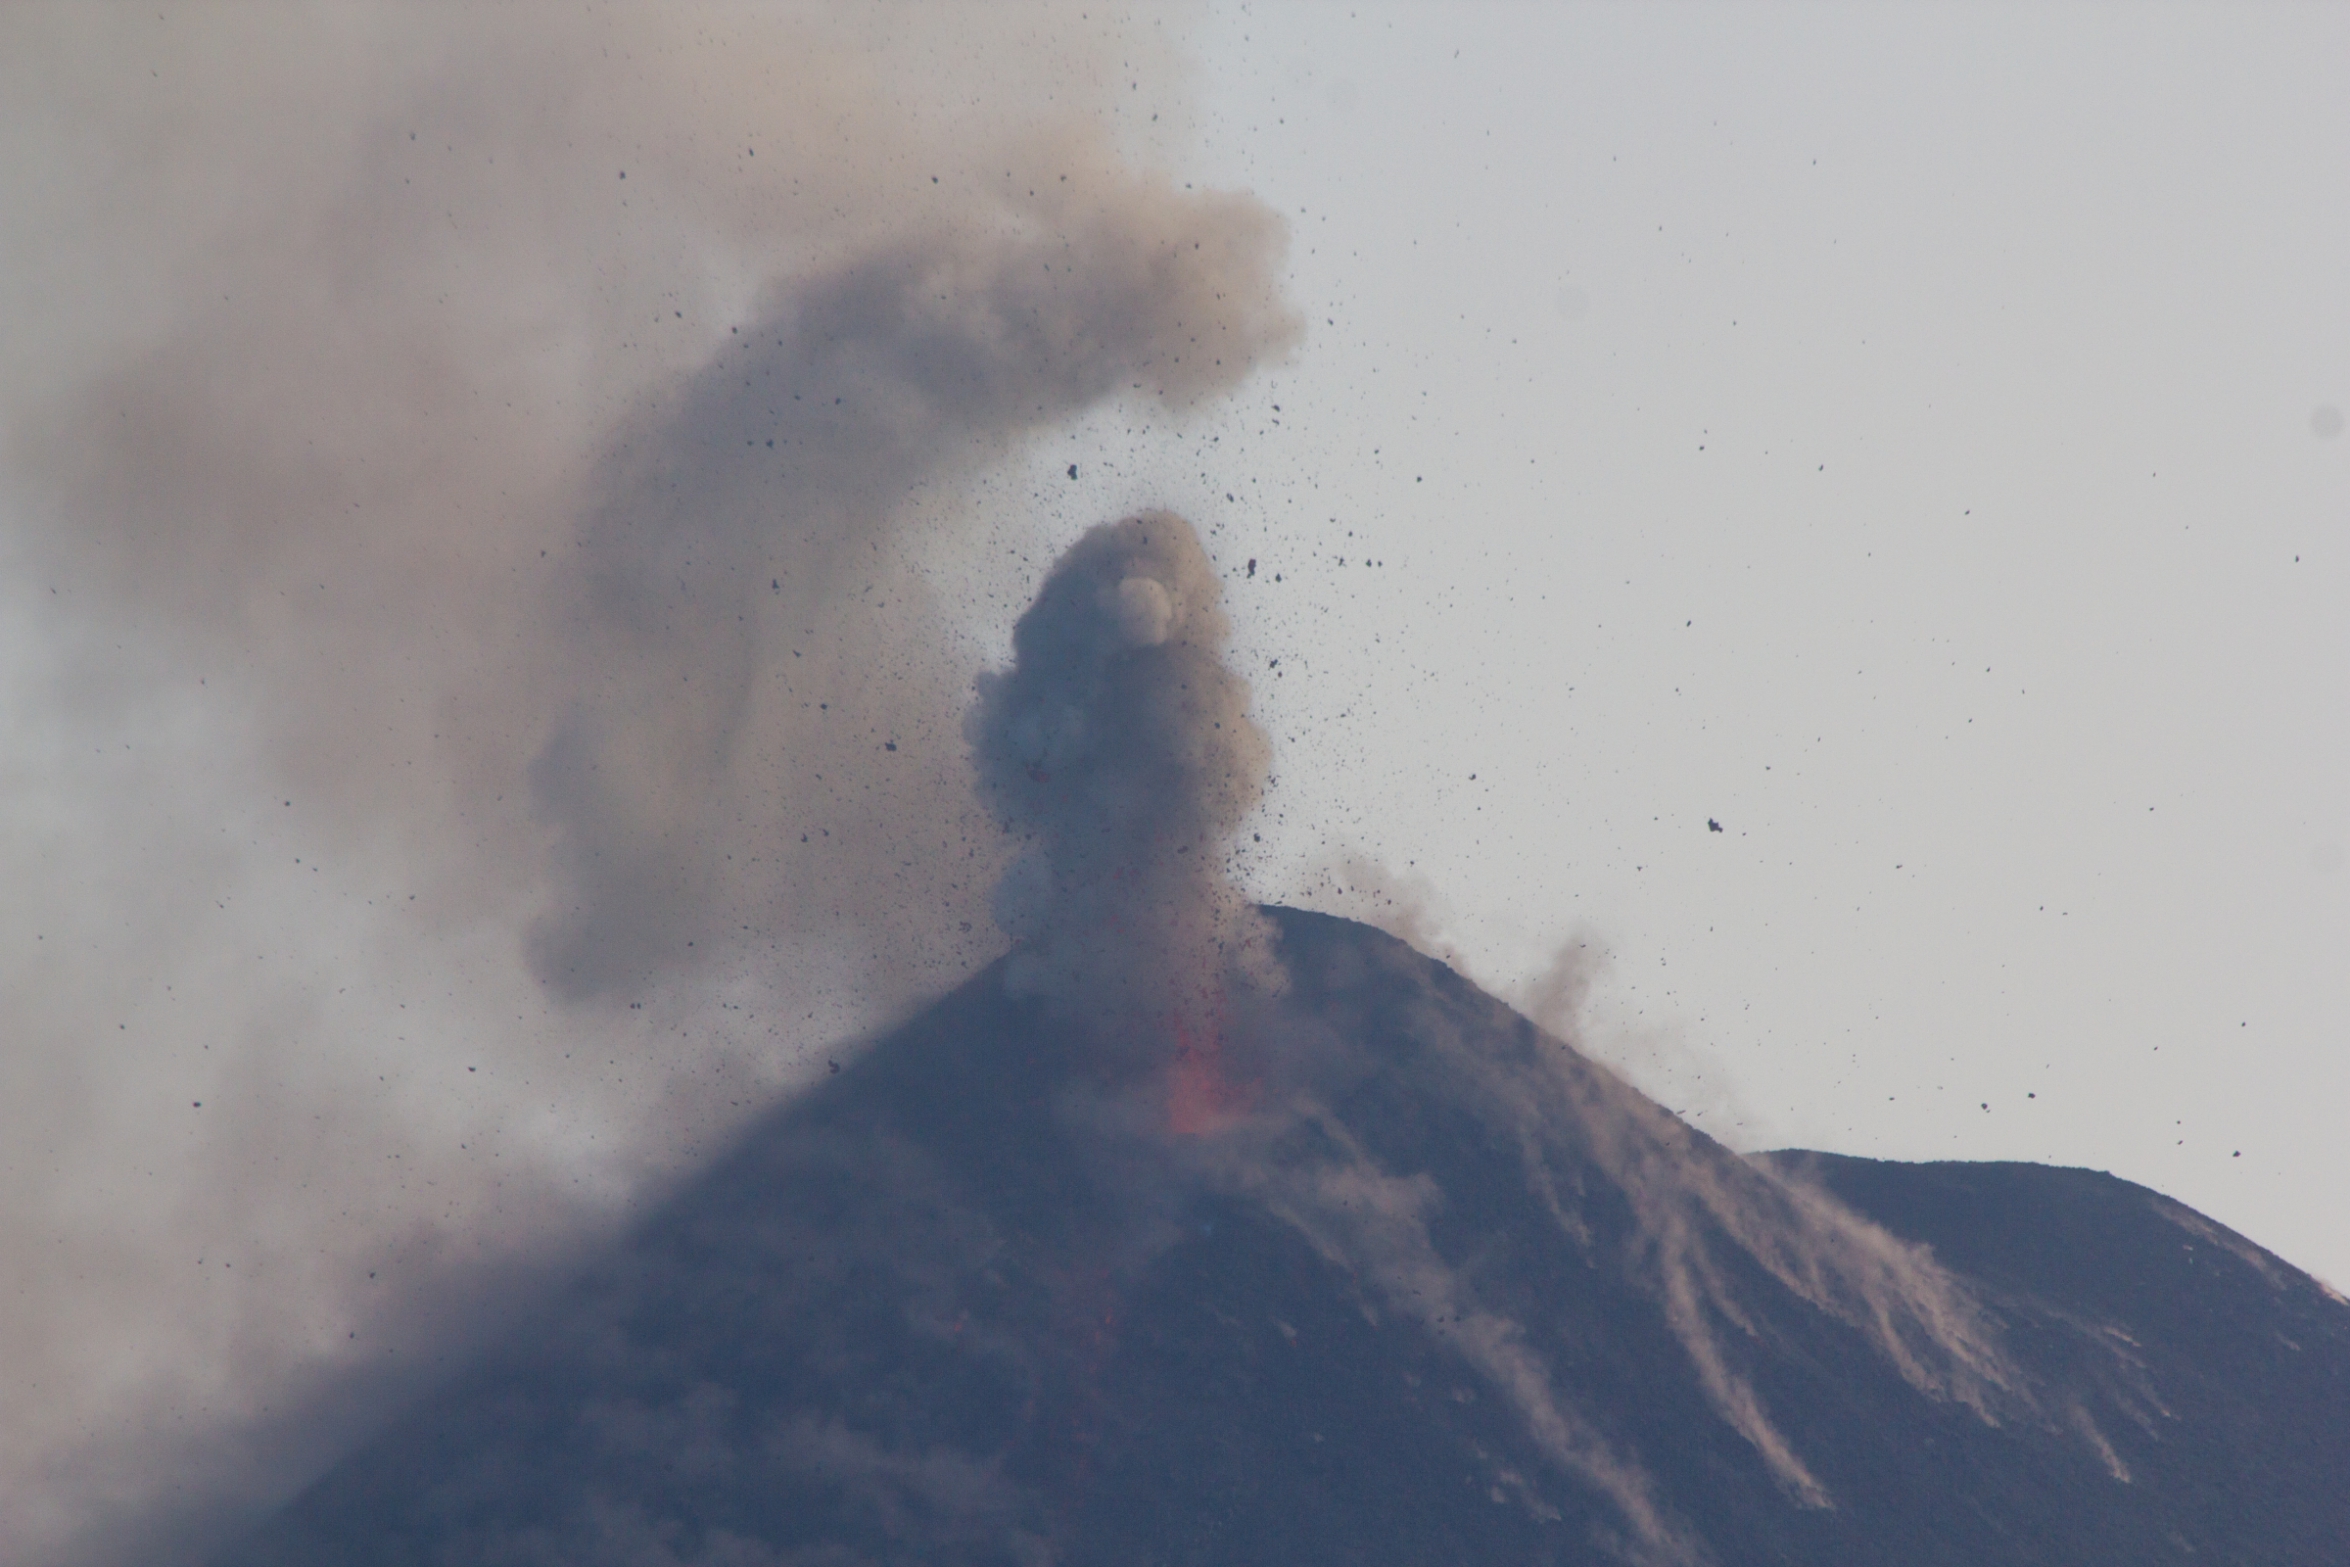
1, 4, 2342, 1564
1139, 0, 2345, 1288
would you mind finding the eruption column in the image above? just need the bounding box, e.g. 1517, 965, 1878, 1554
970, 511, 1279, 1123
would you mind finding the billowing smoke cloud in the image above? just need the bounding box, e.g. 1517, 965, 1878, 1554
0, 8, 1296, 1565
970, 512, 1281, 1123
536, 210, 1300, 1006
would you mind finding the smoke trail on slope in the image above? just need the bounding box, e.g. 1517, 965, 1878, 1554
1225, 1111, 1706, 1567
1294, 853, 2030, 1509
0, 8, 1295, 1565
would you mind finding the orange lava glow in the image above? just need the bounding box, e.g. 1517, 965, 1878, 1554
1164, 1007, 1249, 1136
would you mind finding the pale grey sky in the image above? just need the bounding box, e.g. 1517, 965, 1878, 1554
1136, 1, 2346, 1285
0, 6, 2341, 1564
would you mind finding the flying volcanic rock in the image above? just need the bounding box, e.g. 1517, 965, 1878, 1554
212, 517, 2350, 1566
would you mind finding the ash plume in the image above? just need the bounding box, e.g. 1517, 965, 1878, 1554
0, 8, 1295, 1565
971, 512, 1281, 1098
535, 204, 1301, 1005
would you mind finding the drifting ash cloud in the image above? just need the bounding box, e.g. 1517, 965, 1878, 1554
0, 8, 1294, 1565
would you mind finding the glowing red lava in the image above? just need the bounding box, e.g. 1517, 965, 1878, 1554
1164, 1005, 1249, 1136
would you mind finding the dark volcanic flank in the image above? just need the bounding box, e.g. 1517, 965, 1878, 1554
214, 510, 2350, 1566
215, 906, 2350, 1567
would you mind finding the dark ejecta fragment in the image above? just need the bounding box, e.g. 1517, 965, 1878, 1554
215, 516, 2350, 1567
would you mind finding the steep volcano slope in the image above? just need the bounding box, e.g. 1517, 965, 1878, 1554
1765, 1150, 2350, 1562
215, 908, 2350, 1566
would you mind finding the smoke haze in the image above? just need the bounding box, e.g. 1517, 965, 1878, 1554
0, 8, 1296, 1564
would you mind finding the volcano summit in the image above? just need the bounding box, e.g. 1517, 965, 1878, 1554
215, 515, 2350, 1566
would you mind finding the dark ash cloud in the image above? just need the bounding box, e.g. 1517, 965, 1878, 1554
535, 201, 1298, 1003
971, 512, 1282, 1106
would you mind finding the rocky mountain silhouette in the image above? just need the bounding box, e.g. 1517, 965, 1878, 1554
213, 905, 2350, 1567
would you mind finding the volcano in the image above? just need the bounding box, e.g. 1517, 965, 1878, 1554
213, 905, 2350, 1567
213, 511, 2349, 1565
